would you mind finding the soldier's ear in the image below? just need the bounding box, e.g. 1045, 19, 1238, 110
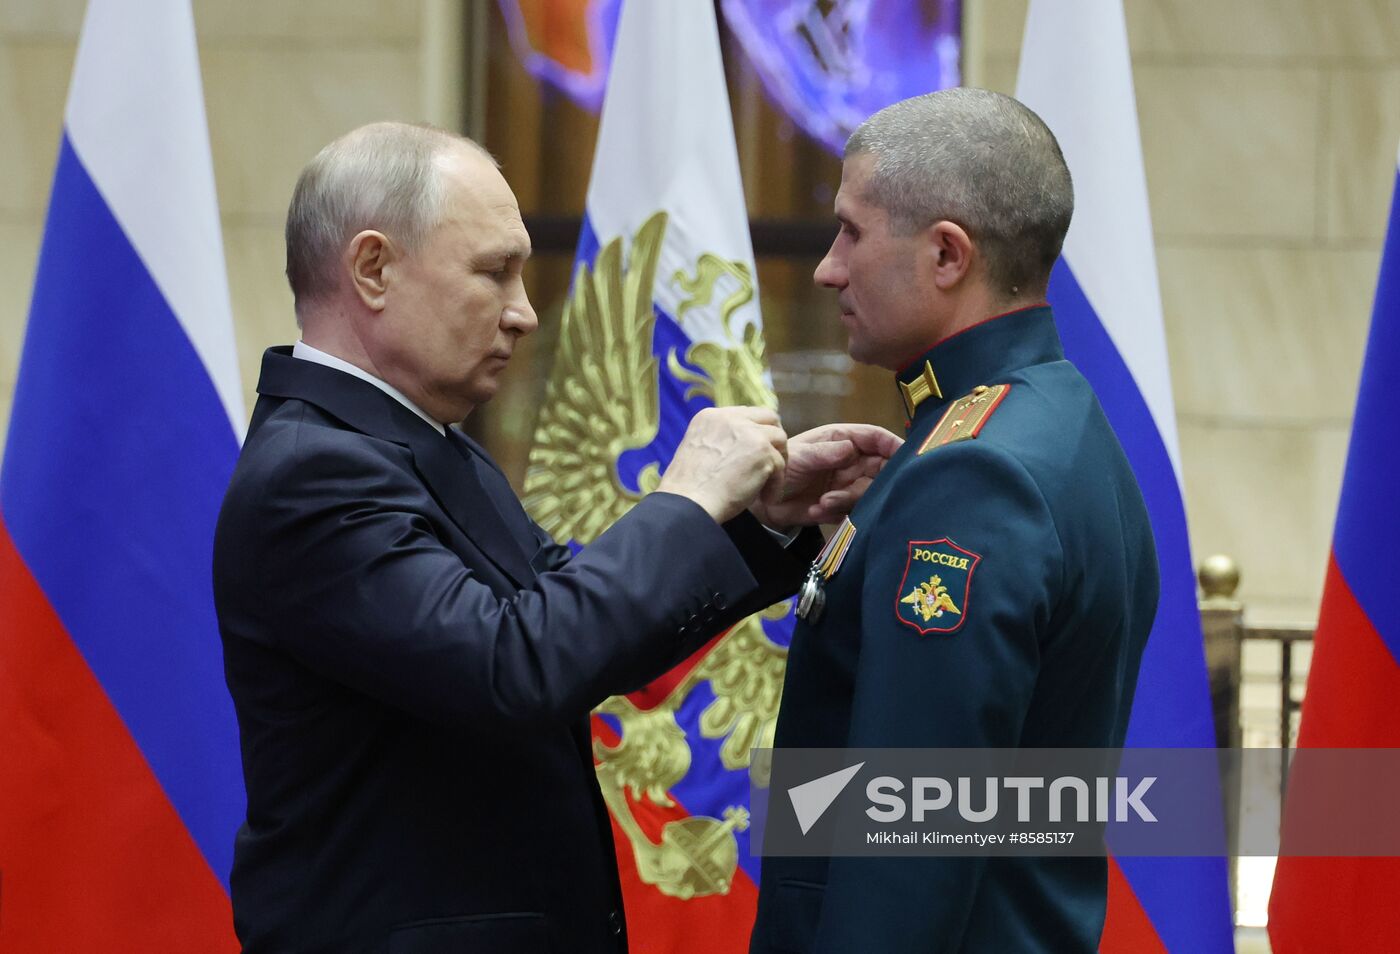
347, 230, 395, 311
926, 220, 974, 291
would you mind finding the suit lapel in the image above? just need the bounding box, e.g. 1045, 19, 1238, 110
255, 347, 536, 588
448, 430, 541, 543
409, 427, 536, 587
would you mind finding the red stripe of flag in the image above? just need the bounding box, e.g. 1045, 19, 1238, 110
1268, 555, 1400, 952
0, 515, 237, 952
1100, 856, 1168, 953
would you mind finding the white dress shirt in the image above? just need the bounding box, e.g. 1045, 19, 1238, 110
291, 340, 446, 436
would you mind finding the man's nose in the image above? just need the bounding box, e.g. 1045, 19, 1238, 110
814, 243, 846, 289
503, 296, 538, 336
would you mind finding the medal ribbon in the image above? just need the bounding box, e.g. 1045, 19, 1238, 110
814, 518, 857, 580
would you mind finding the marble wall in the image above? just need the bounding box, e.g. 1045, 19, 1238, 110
972, 0, 1400, 626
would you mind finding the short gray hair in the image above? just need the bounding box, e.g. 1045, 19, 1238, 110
285, 122, 495, 309
845, 88, 1073, 298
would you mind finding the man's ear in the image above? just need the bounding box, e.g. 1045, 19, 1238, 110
925, 220, 975, 291
347, 230, 394, 311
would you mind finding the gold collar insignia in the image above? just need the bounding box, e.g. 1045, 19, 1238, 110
898, 361, 943, 419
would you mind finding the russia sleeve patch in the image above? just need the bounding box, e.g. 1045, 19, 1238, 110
895, 538, 981, 635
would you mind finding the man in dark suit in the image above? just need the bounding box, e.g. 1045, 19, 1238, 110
750, 89, 1160, 953
215, 122, 897, 953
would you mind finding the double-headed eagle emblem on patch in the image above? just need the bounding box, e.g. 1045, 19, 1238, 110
522, 211, 786, 900
895, 539, 981, 635
901, 574, 962, 622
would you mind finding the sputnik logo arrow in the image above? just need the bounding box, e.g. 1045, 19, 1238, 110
787, 762, 865, 835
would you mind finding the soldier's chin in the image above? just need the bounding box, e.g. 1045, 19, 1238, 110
844, 335, 885, 369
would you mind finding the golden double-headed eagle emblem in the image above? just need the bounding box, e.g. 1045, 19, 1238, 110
902, 575, 962, 622
522, 212, 786, 900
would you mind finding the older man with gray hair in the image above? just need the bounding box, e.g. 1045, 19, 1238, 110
751, 88, 1159, 952
214, 122, 898, 953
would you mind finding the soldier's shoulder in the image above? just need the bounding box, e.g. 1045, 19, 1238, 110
913, 383, 1015, 456
915, 366, 1098, 458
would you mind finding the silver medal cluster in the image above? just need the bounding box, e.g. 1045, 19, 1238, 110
795, 518, 856, 623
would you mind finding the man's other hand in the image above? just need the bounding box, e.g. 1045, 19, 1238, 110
658, 406, 789, 524
751, 423, 903, 528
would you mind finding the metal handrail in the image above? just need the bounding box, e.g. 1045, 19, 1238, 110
1240, 625, 1313, 800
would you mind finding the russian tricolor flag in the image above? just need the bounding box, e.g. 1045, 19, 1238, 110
1016, 2, 1235, 951
0, 1, 243, 949
1267, 145, 1400, 952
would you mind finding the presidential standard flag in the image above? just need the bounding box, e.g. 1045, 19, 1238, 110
1267, 145, 1400, 953
719, 0, 962, 154
0, 0, 244, 949
522, 1, 786, 950
1016, 2, 1235, 951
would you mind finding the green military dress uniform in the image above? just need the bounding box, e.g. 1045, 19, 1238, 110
751, 306, 1160, 954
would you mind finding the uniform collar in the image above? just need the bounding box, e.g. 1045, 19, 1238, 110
894, 305, 1063, 421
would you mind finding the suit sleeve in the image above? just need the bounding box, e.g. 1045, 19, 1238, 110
217, 436, 809, 730
601, 513, 823, 696
718, 512, 824, 617
525, 508, 821, 622
811, 442, 1064, 954
472, 426, 822, 608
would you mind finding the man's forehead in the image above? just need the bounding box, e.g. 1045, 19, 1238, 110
438, 151, 531, 251
440, 150, 512, 207
834, 152, 876, 215
468, 214, 531, 260
490, 195, 531, 252
481, 218, 532, 260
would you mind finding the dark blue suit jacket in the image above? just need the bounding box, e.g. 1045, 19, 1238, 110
215, 348, 818, 953
751, 308, 1159, 953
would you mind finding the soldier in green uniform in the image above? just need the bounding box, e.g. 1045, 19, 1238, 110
750, 88, 1159, 953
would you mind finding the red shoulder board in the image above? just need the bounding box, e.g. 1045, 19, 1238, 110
918, 384, 1011, 455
